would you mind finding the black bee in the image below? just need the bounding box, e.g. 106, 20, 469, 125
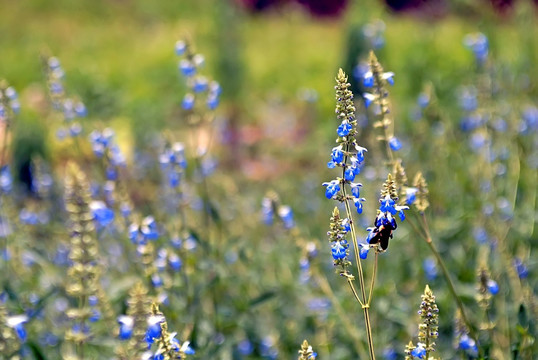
367, 218, 397, 252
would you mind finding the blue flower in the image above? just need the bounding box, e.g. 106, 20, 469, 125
90, 201, 115, 227
89, 309, 101, 322
406, 187, 418, 205
341, 218, 351, 232
331, 241, 347, 260
363, 93, 375, 108
261, 197, 274, 225
146, 315, 164, 345
344, 167, 356, 181
179, 59, 196, 77
278, 205, 294, 229
513, 258, 529, 279
193, 77, 208, 93
331, 146, 344, 164
354, 145, 368, 163
359, 243, 370, 259
411, 343, 426, 359
350, 183, 362, 198
182, 93, 195, 110
388, 137, 402, 151
354, 197, 365, 214
175, 40, 187, 56
337, 121, 352, 136
379, 195, 396, 214
363, 71, 374, 87
382, 72, 395, 86
487, 279, 499, 295
322, 180, 340, 199
207, 94, 219, 110
75, 102, 87, 117
118, 315, 134, 340
458, 334, 477, 353
7, 315, 28, 342
237, 339, 254, 355
0, 166, 13, 194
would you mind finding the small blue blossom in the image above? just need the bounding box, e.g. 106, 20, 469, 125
411, 343, 426, 359
146, 315, 164, 345
88, 295, 98, 307
90, 201, 115, 227
379, 195, 396, 214
350, 182, 362, 198
322, 180, 340, 199
359, 243, 370, 259
388, 136, 402, 151
0, 166, 13, 194
182, 93, 195, 110
463, 32, 489, 63
337, 121, 352, 136
278, 205, 294, 229
458, 334, 478, 354
354, 145, 368, 162
382, 72, 394, 86
261, 197, 274, 225
406, 187, 418, 205
341, 218, 351, 232
331, 241, 347, 260
354, 197, 365, 214
207, 94, 219, 110
179, 59, 196, 77
192, 76, 208, 93
363, 71, 374, 87
237, 339, 254, 356
175, 40, 187, 56
513, 258, 529, 279
331, 146, 344, 164
487, 279, 499, 295
89, 309, 101, 322
363, 93, 375, 108
344, 167, 356, 181
7, 315, 28, 342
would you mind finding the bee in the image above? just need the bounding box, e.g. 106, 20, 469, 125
367, 218, 397, 252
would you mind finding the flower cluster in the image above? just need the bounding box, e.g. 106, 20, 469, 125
463, 32, 489, 64
363, 174, 408, 257
297, 339, 317, 360
64, 163, 104, 352
405, 285, 439, 360
362, 52, 403, 153
43, 56, 87, 139
115, 282, 151, 359
0, 295, 28, 355
159, 142, 187, 188
175, 40, 221, 112
454, 310, 478, 357
89, 128, 127, 181
476, 267, 499, 311
261, 193, 295, 229
144, 303, 195, 360
323, 68, 367, 216
0, 82, 21, 124
327, 208, 352, 271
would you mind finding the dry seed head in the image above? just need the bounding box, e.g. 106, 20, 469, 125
413, 172, 429, 212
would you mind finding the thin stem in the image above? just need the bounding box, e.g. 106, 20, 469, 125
408, 214, 481, 353
314, 271, 368, 358
367, 252, 378, 305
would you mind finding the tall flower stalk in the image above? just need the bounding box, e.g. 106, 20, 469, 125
362, 51, 481, 351
405, 285, 439, 360
323, 68, 376, 360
